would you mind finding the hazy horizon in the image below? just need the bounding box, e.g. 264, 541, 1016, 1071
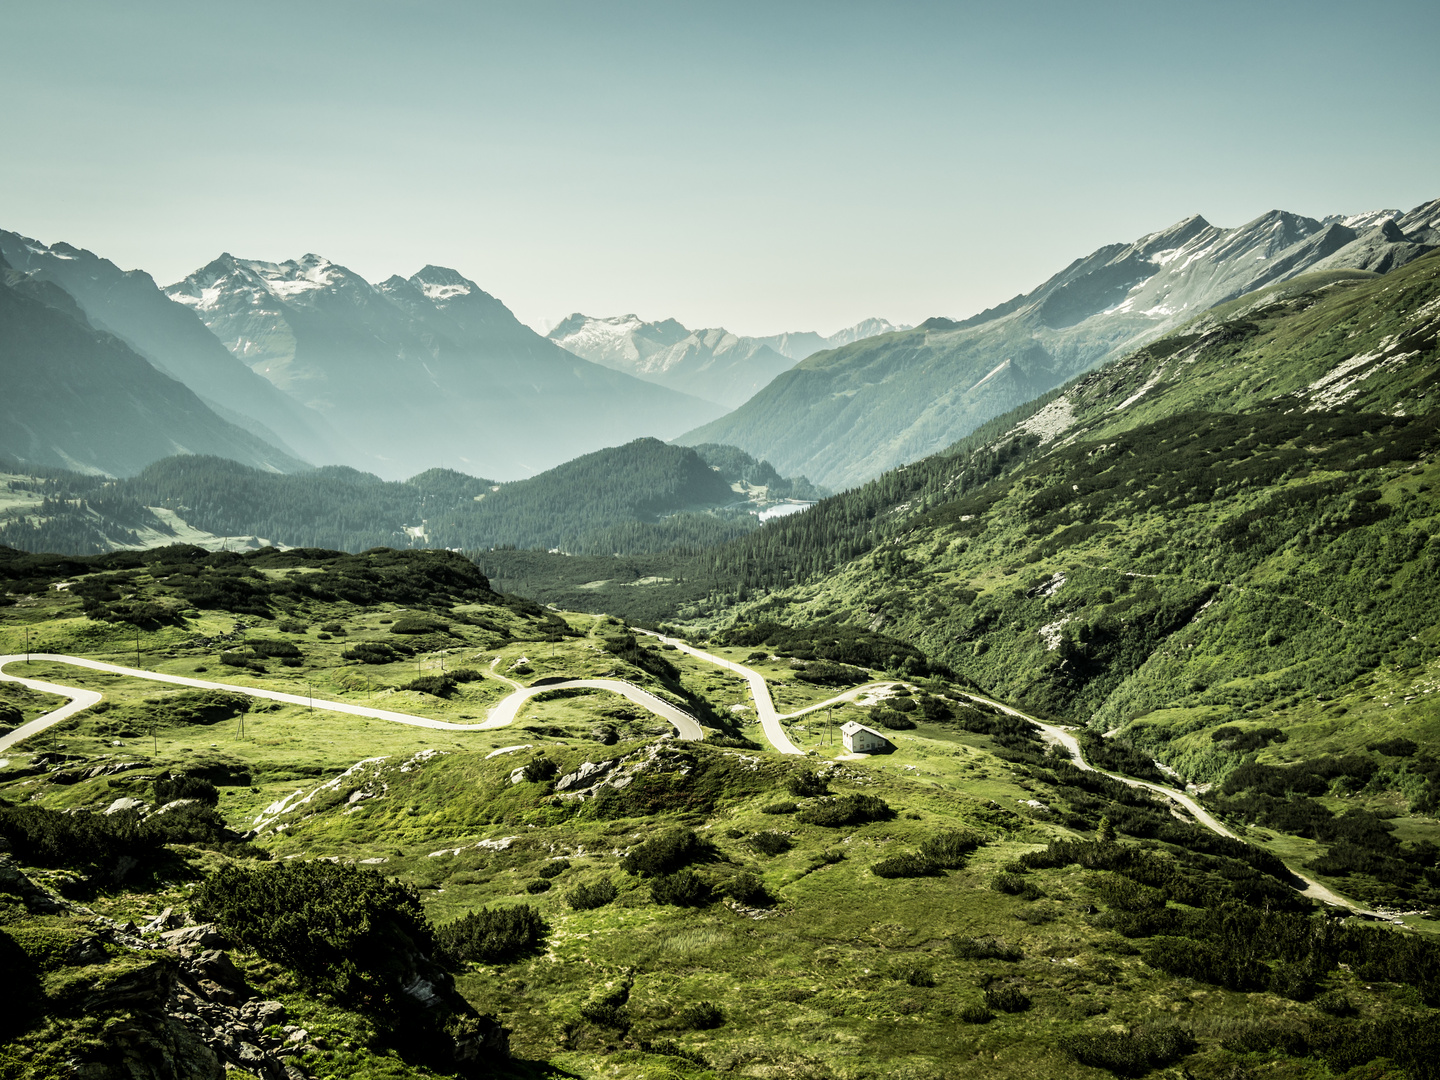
3, 0, 1437, 338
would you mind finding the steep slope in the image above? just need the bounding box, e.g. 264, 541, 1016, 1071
0, 230, 344, 465
166, 257, 723, 480
547, 315, 910, 407
678, 199, 1438, 490
707, 252, 1440, 907
0, 257, 305, 477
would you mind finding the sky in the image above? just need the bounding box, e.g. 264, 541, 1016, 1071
3, 0, 1438, 337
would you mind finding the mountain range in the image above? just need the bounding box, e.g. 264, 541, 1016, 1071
677, 198, 1439, 490
164, 256, 723, 480
546, 314, 908, 408
0, 251, 305, 476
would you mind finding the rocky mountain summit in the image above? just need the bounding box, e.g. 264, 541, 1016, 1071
678, 197, 1439, 490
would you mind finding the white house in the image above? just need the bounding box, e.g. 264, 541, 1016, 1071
841, 720, 891, 754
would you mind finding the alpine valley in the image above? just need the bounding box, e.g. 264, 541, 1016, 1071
3, 200, 1440, 1080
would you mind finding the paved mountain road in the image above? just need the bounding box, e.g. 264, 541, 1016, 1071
0, 653, 701, 754
646, 636, 1383, 918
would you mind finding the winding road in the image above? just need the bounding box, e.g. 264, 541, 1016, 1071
638, 634, 1380, 918
0, 653, 702, 754
0, 644, 1382, 917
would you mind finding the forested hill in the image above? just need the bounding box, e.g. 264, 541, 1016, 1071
0, 439, 819, 557
480, 257, 1440, 629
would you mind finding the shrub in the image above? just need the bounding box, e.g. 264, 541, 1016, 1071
1314, 991, 1357, 1017
760, 800, 798, 815
786, 770, 830, 797
342, 642, 399, 665
650, 869, 709, 907
872, 852, 938, 878
872, 710, 916, 730
449, 668, 482, 683
1140, 936, 1264, 991
390, 616, 450, 635
952, 936, 1022, 961
726, 871, 771, 907
991, 873, 1044, 899
894, 964, 935, 987
919, 830, 984, 868
194, 861, 437, 1008
153, 774, 219, 806
674, 1001, 724, 1030
580, 986, 630, 1029
521, 757, 558, 783
435, 905, 547, 965
958, 1004, 993, 1023
1063, 1026, 1196, 1078
795, 794, 893, 827
621, 829, 705, 876
566, 879, 618, 910
537, 859, 569, 879
277, 620, 307, 633
320, 622, 345, 634
404, 675, 456, 697
219, 652, 263, 671
525, 880, 551, 894
984, 985, 1031, 1013
247, 639, 300, 658
749, 830, 793, 856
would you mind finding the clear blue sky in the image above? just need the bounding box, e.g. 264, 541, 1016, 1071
3, 0, 1437, 336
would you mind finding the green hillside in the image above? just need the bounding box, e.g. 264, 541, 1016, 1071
0, 440, 822, 558
705, 254, 1440, 913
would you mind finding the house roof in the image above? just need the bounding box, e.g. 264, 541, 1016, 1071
841, 721, 889, 740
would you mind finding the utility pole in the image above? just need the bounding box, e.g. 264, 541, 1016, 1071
24, 626, 30, 662
135, 627, 141, 669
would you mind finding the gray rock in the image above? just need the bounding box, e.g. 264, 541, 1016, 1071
104, 796, 148, 816
555, 758, 615, 792
161, 923, 227, 949
65, 936, 110, 966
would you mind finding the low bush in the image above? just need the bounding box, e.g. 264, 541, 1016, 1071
153, 773, 219, 806
404, 675, 456, 697
537, 859, 569, 879
436, 905, 547, 965
342, 642, 400, 664
749, 830, 793, 856
621, 828, 705, 876
991, 873, 1044, 899
247, 639, 300, 658
952, 936, 1022, 961
786, 770, 830, 797
894, 964, 935, 987
521, 757, 559, 783
650, 869, 709, 907
390, 616, 450, 635
958, 1004, 993, 1023
984, 985, 1031, 1013
919, 830, 984, 868
1062, 1025, 1196, 1078
872, 852, 938, 878
795, 794, 893, 827
194, 861, 436, 1009
524, 880, 551, 894
726, 871, 771, 907
566, 879, 618, 911
674, 1001, 724, 1030
760, 800, 798, 815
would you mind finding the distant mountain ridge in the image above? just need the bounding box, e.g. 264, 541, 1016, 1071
164, 255, 724, 480
677, 198, 1439, 490
0, 230, 346, 466
0, 251, 305, 477
546, 314, 909, 408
